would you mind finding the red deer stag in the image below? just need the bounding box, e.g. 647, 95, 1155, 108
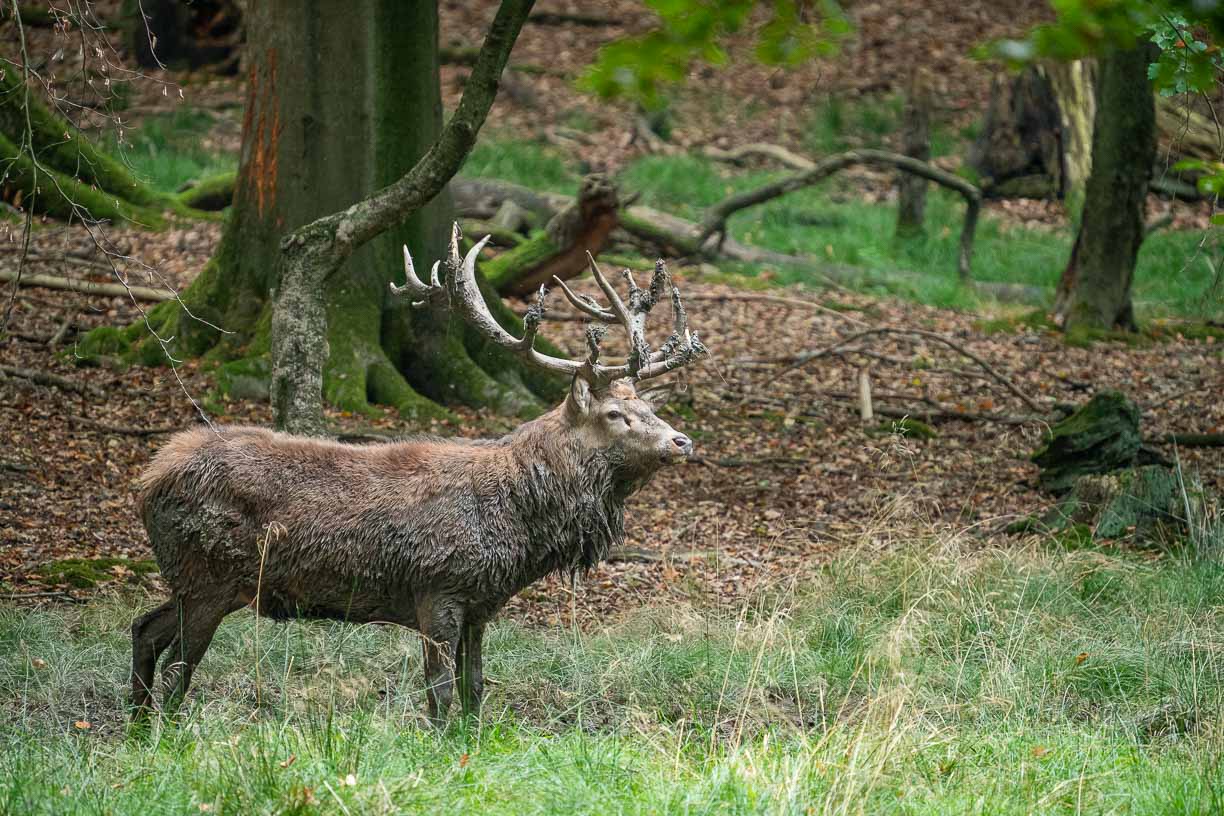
132, 224, 707, 723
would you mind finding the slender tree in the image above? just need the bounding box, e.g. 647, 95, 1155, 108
1053, 43, 1156, 332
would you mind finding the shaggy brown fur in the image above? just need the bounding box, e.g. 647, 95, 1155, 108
131, 378, 693, 723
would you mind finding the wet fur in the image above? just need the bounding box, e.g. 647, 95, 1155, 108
130, 398, 663, 722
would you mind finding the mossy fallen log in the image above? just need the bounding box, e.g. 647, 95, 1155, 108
175, 170, 236, 211
486, 174, 620, 298
0, 69, 167, 211
0, 132, 167, 226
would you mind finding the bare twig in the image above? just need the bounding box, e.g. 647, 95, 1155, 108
684, 292, 868, 326
769, 327, 1045, 414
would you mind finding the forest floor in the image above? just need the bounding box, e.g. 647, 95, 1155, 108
2, 0, 1223, 623
2, 216, 1222, 626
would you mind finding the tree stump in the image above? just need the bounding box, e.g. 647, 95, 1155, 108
1021, 390, 1220, 550
968, 66, 1063, 199
1031, 390, 1141, 494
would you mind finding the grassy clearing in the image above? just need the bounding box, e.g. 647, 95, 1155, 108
107, 109, 236, 194
461, 136, 1224, 322
2, 538, 1222, 814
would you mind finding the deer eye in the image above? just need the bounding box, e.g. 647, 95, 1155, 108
606, 410, 622, 421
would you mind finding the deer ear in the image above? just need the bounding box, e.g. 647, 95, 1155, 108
637, 383, 674, 411
569, 375, 592, 414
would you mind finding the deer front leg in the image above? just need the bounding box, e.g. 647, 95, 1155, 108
458, 621, 486, 719
419, 600, 461, 726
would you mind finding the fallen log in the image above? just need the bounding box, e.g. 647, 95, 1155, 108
0, 364, 105, 398
0, 269, 174, 302
1163, 432, 1224, 448
485, 175, 621, 297
704, 142, 815, 171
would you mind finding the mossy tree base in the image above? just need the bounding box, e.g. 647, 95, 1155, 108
79, 238, 564, 425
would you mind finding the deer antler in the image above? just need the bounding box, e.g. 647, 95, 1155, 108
559, 255, 706, 383
391, 223, 706, 388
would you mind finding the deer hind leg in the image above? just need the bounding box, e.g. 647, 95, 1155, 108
419, 600, 462, 727
457, 621, 486, 720
130, 599, 180, 718
159, 596, 233, 715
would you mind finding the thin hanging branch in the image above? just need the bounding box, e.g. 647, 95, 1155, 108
698, 148, 983, 282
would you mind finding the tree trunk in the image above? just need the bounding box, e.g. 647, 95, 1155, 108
105, 0, 556, 430
1054, 44, 1156, 333
1044, 60, 1096, 214
895, 71, 931, 239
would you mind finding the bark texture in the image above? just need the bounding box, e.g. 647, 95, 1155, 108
1054, 44, 1156, 333
896, 71, 932, 239
268, 0, 542, 434
968, 66, 1063, 199
96, 0, 552, 434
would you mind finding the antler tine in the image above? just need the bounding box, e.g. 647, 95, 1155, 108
620, 266, 640, 294
520, 285, 549, 350
390, 244, 443, 307
632, 267, 708, 382
552, 275, 617, 323
586, 252, 633, 330
435, 223, 597, 381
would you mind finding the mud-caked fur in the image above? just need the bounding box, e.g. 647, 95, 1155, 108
130, 378, 694, 723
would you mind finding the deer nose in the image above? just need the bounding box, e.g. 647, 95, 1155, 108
672, 434, 693, 455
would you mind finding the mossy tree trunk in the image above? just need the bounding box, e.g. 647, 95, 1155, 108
136, 0, 557, 428
1053, 44, 1155, 333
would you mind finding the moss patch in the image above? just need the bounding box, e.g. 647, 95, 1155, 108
176, 170, 236, 212
976, 309, 1057, 336
869, 417, 937, 440
483, 231, 560, 293
38, 558, 159, 589
1064, 325, 1153, 349
1032, 391, 1141, 494
215, 355, 272, 401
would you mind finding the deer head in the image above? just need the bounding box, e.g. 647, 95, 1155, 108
391, 223, 707, 473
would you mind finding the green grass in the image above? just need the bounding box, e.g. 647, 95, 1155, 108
617, 153, 1224, 321
461, 138, 581, 195
456, 136, 1223, 322
108, 109, 236, 194
804, 94, 904, 155
2, 540, 1222, 814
